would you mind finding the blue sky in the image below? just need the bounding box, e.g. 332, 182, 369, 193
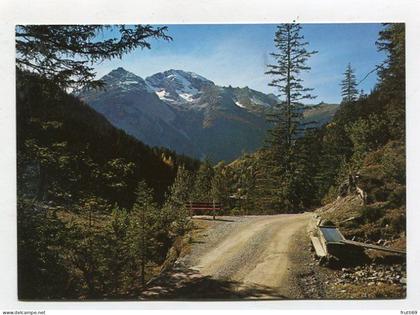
94, 23, 386, 104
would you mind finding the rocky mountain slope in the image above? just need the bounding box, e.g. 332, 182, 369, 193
77, 68, 338, 161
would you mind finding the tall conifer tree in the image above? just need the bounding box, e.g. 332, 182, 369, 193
130, 181, 158, 286
191, 159, 214, 202
376, 23, 405, 140
340, 63, 358, 103
262, 23, 317, 212
163, 165, 193, 235
266, 23, 317, 155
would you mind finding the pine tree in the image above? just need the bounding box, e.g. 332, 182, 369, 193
376, 23, 405, 95
191, 159, 214, 202
102, 206, 132, 297
166, 165, 193, 208
130, 181, 159, 286
235, 155, 260, 214
252, 149, 284, 213
340, 63, 358, 103
376, 23, 405, 140
263, 23, 317, 212
266, 23, 318, 153
211, 161, 233, 213
292, 130, 323, 208
358, 89, 367, 100
16, 25, 171, 89
163, 165, 194, 235
17, 198, 70, 299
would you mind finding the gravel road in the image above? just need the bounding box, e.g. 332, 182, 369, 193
141, 213, 315, 300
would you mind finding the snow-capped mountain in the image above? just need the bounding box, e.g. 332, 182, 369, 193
76, 68, 201, 157
102, 67, 155, 93
145, 69, 280, 113
76, 67, 338, 161
146, 69, 214, 107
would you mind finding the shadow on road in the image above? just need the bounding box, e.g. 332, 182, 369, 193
140, 266, 288, 300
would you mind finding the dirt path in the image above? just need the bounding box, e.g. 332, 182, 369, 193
141, 213, 317, 300
193, 214, 311, 288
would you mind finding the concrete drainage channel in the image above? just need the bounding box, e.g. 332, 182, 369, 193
309, 214, 405, 267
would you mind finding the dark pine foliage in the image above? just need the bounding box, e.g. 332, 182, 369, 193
260, 23, 318, 212
221, 23, 405, 215
16, 25, 171, 89
16, 24, 200, 300
340, 63, 359, 103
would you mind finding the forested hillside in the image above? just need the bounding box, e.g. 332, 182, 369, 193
16, 25, 204, 299
17, 71, 200, 206
206, 23, 405, 211
17, 69, 205, 297
207, 23, 406, 254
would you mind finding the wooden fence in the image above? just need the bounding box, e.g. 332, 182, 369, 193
186, 201, 223, 220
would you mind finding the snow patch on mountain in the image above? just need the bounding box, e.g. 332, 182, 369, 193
155, 89, 173, 102
169, 73, 200, 102
235, 100, 246, 108
145, 69, 215, 106
251, 96, 270, 107
179, 93, 196, 102
121, 80, 139, 85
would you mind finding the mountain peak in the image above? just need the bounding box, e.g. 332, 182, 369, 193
101, 67, 154, 93
145, 69, 215, 105
149, 69, 213, 85
106, 67, 136, 78
166, 69, 184, 74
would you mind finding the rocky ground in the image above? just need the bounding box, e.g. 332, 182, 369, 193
324, 262, 406, 299
289, 230, 406, 300
313, 194, 407, 299
286, 223, 330, 299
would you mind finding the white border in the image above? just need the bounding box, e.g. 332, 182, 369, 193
1, 0, 419, 312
